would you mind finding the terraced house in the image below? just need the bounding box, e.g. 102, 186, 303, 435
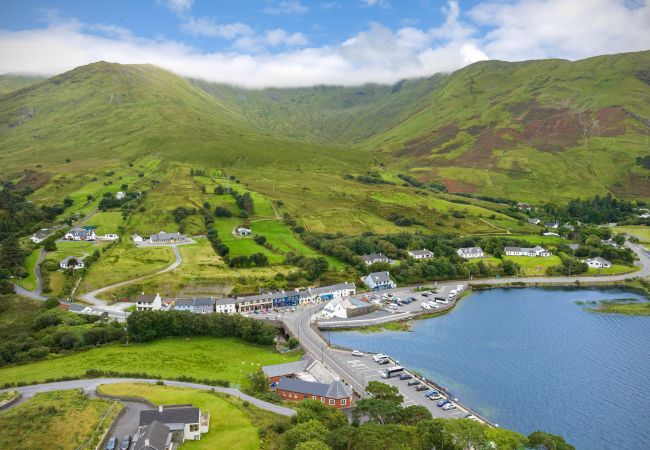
235, 283, 356, 312
173, 297, 215, 314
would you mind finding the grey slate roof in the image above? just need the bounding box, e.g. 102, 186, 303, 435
68, 228, 94, 238
361, 253, 388, 263
33, 229, 50, 239
408, 249, 434, 257
60, 256, 85, 266
150, 231, 185, 242
310, 282, 355, 296
136, 294, 158, 303
262, 360, 308, 378
134, 420, 170, 450
366, 271, 392, 284
215, 297, 236, 305
568, 243, 580, 250
277, 377, 352, 399
175, 297, 214, 307
139, 405, 200, 427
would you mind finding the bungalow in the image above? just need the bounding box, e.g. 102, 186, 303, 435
136, 293, 163, 311
132, 234, 144, 243
527, 218, 541, 225
149, 231, 188, 244
567, 243, 580, 251
601, 239, 619, 248
585, 257, 612, 269
408, 249, 434, 260
132, 420, 172, 450
361, 253, 389, 266
236, 227, 252, 236
59, 256, 85, 270
30, 229, 51, 244
276, 377, 354, 409
504, 246, 551, 257
262, 360, 309, 384
544, 221, 560, 229
323, 297, 376, 319
174, 297, 215, 314
214, 298, 237, 314
456, 247, 485, 259
139, 404, 209, 442
363, 271, 396, 291
99, 233, 119, 241
116, 191, 126, 200
517, 202, 532, 211
64, 228, 97, 241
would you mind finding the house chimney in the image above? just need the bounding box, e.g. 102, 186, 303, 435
158, 405, 163, 413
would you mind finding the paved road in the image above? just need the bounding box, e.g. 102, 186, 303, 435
80, 245, 182, 307
13, 283, 48, 301
0, 378, 296, 416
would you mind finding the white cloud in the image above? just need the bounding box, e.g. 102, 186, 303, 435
158, 0, 194, 14
263, 1, 309, 15
361, 0, 391, 8
180, 17, 253, 39
0, 0, 648, 88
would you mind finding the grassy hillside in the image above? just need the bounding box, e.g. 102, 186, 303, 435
0, 74, 44, 95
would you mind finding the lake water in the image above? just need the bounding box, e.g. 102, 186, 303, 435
329, 287, 650, 450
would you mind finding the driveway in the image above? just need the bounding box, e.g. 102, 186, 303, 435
108, 400, 149, 442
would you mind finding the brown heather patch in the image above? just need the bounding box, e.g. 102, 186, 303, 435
444, 178, 479, 193
396, 123, 459, 158
594, 106, 626, 136
14, 170, 52, 191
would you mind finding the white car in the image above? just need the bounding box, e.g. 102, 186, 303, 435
373, 353, 389, 362
442, 402, 457, 410
421, 304, 430, 310
351, 350, 364, 357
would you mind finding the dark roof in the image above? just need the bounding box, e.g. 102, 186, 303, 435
215, 297, 236, 305
361, 253, 388, 262
136, 294, 158, 303
310, 282, 355, 296
365, 271, 392, 284
175, 297, 214, 307
133, 420, 170, 450
150, 231, 185, 242
262, 360, 308, 378
33, 229, 50, 239
277, 377, 352, 399
408, 249, 433, 257
139, 405, 200, 427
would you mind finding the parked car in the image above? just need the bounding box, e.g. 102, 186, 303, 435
442, 402, 457, 410
106, 437, 118, 450
421, 293, 430, 297
120, 436, 131, 450
415, 385, 429, 391
377, 358, 390, 365
373, 353, 389, 362
428, 392, 442, 400
424, 390, 439, 398
437, 398, 451, 407
386, 304, 397, 310
351, 350, 364, 357
407, 380, 420, 386
399, 373, 413, 380
421, 304, 430, 310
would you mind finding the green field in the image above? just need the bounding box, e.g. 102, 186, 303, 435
99, 383, 279, 450
587, 264, 638, 275
0, 337, 301, 386
613, 226, 650, 250
15, 248, 39, 290
84, 211, 124, 234
504, 255, 563, 275
0, 390, 121, 450
214, 217, 283, 263
591, 300, 650, 315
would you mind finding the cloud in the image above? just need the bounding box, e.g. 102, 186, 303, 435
263, 1, 309, 15
0, 0, 648, 88
361, 0, 391, 8
158, 0, 194, 14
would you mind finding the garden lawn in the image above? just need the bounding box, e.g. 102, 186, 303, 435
0, 390, 121, 450
16, 248, 39, 291
504, 255, 563, 275
98, 383, 276, 450
0, 337, 301, 387
496, 234, 568, 245
84, 211, 124, 234
215, 217, 283, 264
587, 264, 638, 275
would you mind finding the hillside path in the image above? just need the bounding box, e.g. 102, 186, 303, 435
0, 378, 296, 416
80, 245, 182, 308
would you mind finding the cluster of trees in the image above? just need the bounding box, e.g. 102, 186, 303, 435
542, 193, 639, 224
98, 190, 140, 211
228, 253, 269, 268
232, 191, 254, 216
126, 310, 277, 345
0, 297, 125, 366
386, 212, 424, 227
203, 210, 229, 257
343, 173, 393, 185
172, 206, 197, 225
189, 168, 206, 176
269, 381, 573, 450
397, 173, 447, 193
284, 253, 329, 281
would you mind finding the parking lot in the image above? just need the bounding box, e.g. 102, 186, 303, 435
342, 352, 478, 420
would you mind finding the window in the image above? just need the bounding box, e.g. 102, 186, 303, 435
320, 397, 324, 403
329, 399, 335, 405
189, 424, 199, 432
312, 396, 317, 400
341, 399, 347, 406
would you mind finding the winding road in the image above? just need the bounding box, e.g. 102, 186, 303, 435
80, 245, 182, 308
0, 378, 296, 416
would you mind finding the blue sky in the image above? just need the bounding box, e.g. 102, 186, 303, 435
0, 0, 649, 87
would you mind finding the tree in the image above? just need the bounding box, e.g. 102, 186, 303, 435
0, 237, 25, 273
248, 369, 270, 394
214, 206, 232, 217
365, 381, 404, 403
282, 420, 328, 450
295, 439, 331, 450
399, 404, 432, 425
528, 431, 575, 450
295, 399, 347, 431
66, 257, 79, 269
43, 239, 57, 251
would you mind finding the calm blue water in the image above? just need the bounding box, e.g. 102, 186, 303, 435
329, 287, 650, 450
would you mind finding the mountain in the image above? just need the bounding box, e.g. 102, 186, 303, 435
1, 51, 649, 203
0, 74, 44, 95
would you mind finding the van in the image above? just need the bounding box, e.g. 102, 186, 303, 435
373, 353, 389, 362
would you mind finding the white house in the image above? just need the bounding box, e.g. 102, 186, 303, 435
30, 229, 51, 244
139, 405, 209, 442
585, 257, 612, 269
408, 249, 434, 259
601, 239, 619, 248
116, 191, 126, 200
237, 227, 252, 236
132, 234, 143, 243
135, 293, 163, 311
215, 298, 237, 314
308, 282, 356, 302
322, 297, 374, 319
504, 246, 551, 257
59, 256, 85, 270
544, 222, 560, 229
361, 253, 389, 266
457, 247, 485, 259
149, 231, 188, 244
363, 271, 396, 291
99, 233, 119, 241
64, 228, 97, 241
528, 218, 541, 225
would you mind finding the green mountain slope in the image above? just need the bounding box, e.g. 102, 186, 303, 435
190, 75, 444, 145
0, 62, 356, 175
364, 51, 650, 201
0, 74, 44, 95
